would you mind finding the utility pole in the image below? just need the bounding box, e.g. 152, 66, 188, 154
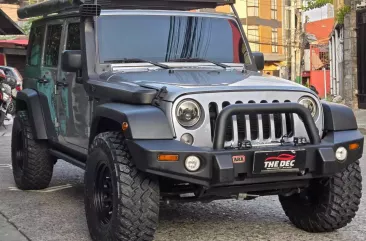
290, 0, 296, 81
296, 0, 304, 84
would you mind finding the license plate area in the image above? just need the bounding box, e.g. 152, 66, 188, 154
253, 150, 306, 174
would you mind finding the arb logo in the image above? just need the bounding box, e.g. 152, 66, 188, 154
232, 155, 246, 163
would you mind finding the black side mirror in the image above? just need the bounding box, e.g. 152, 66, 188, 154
61, 50, 81, 72
252, 52, 264, 71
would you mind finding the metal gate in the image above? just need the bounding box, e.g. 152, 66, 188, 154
357, 9, 366, 108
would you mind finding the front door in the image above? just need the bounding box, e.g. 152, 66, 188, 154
56, 20, 90, 149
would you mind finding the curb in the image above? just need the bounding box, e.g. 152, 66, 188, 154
359, 128, 366, 135
0, 213, 29, 241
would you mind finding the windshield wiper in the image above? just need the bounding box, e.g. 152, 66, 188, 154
104, 58, 172, 69
168, 57, 231, 69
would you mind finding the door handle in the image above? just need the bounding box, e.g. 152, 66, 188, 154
56, 80, 68, 87
37, 76, 49, 84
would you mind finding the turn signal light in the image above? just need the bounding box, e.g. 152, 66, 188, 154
122, 122, 129, 131
158, 154, 179, 162
349, 143, 360, 150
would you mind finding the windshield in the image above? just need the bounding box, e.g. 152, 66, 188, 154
97, 14, 250, 64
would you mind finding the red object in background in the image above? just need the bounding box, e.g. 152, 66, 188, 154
305, 18, 335, 44
16, 84, 22, 91
0, 39, 28, 47
228, 21, 241, 63
310, 70, 330, 98
0, 53, 5, 65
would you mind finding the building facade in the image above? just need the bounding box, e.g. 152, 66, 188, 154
214, 1, 292, 78
329, 0, 366, 109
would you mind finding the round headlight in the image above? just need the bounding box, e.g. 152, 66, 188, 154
176, 100, 201, 127
299, 97, 318, 118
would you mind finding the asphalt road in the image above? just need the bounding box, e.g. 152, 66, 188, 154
1, 124, 366, 241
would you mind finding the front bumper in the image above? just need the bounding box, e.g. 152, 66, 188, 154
126, 130, 363, 187
126, 103, 364, 187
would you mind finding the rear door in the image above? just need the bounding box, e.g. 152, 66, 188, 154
40, 19, 64, 136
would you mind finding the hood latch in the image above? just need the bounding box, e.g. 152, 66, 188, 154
152, 86, 168, 106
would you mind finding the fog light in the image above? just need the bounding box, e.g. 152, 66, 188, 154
185, 156, 201, 172
335, 147, 348, 162
180, 133, 194, 145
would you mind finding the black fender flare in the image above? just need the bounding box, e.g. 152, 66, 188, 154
321, 101, 358, 131
16, 89, 48, 139
90, 103, 174, 144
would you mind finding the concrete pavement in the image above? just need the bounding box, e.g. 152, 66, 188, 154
1, 111, 366, 241
0, 213, 28, 241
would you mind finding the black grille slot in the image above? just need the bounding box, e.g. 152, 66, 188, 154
248, 100, 258, 140
260, 100, 271, 139
222, 101, 232, 141
272, 100, 282, 138
284, 100, 294, 137
209, 102, 218, 141
236, 101, 246, 141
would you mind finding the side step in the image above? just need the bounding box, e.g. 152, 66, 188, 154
49, 149, 86, 170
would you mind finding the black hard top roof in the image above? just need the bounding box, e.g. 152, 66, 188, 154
18, 0, 235, 19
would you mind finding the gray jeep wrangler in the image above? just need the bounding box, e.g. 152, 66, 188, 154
12, 0, 363, 240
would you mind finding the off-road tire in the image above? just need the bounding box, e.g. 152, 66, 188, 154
11, 111, 54, 190
85, 132, 160, 241
279, 161, 362, 232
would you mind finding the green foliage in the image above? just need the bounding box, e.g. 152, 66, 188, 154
303, 0, 333, 11
22, 17, 41, 35
336, 5, 351, 24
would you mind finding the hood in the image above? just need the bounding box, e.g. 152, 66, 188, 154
101, 69, 314, 101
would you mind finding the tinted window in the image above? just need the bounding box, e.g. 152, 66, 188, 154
44, 24, 62, 67
66, 23, 80, 50
98, 15, 250, 64
1, 68, 14, 77
28, 26, 45, 66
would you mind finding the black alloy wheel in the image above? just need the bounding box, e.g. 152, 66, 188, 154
94, 162, 114, 225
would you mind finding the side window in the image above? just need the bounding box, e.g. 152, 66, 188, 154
66, 23, 81, 50
27, 26, 45, 66
44, 24, 62, 67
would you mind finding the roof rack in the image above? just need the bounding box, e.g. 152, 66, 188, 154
18, 0, 235, 19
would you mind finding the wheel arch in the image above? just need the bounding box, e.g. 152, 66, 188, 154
321, 101, 358, 131
15, 89, 50, 140
89, 103, 174, 147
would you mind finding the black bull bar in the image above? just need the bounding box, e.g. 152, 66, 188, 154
212, 103, 321, 149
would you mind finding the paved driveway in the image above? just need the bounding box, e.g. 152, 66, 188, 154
0, 122, 366, 241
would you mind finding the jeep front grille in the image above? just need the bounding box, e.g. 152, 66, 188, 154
208, 100, 295, 147
171, 91, 323, 149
